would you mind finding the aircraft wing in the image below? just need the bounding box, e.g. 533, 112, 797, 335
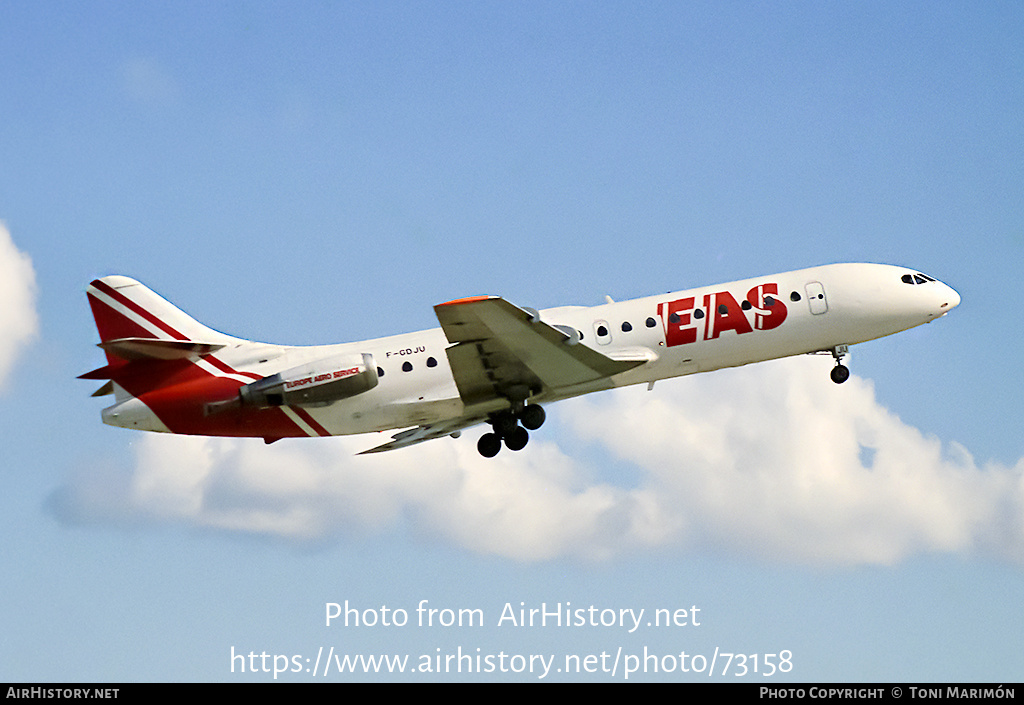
362, 295, 649, 454
433, 295, 645, 406
358, 415, 488, 454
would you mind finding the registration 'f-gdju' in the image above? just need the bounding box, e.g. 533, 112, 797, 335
81, 264, 960, 457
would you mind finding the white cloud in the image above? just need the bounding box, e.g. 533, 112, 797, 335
0, 222, 38, 388
86, 432, 671, 561
55, 357, 1024, 566
565, 358, 1024, 565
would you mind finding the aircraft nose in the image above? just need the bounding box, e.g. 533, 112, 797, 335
938, 281, 961, 312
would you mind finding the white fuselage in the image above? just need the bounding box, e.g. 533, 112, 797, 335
184, 263, 958, 438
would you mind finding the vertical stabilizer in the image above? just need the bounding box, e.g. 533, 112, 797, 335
86, 276, 238, 360
80, 276, 292, 438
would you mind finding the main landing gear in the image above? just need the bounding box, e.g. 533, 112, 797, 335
829, 345, 850, 384
477, 404, 546, 457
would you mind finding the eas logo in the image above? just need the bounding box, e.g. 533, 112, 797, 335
657, 283, 787, 347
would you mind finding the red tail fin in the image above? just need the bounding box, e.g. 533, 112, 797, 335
86, 276, 236, 362
81, 277, 310, 440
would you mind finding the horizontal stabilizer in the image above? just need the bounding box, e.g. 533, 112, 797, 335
78, 361, 127, 380
91, 380, 115, 397
98, 337, 226, 361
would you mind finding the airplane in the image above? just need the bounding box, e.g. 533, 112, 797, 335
81, 263, 960, 457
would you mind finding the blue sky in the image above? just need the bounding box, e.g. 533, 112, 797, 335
2, 1, 1022, 682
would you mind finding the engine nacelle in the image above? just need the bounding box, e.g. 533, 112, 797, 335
238, 352, 378, 408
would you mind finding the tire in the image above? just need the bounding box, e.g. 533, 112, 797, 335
519, 404, 546, 430
504, 426, 529, 451
830, 364, 850, 384
492, 413, 518, 438
477, 432, 502, 457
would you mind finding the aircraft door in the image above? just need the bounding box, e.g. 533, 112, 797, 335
593, 320, 612, 345
805, 281, 828, 314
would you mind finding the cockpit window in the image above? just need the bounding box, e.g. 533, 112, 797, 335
901, 272, 937, 285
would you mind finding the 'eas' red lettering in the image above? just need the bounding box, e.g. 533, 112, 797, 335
659, 282, 788, 347
746, 283, 787, 330
657, 297, 698, 346
703, 290, 753, 340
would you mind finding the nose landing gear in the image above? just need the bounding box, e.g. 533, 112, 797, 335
829, 345, 850, 384
830, 363, 850, 384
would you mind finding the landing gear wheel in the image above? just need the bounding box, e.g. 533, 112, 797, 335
491, 413, 518, 438
831, 364, 850, 384
504, 426, 529, 451
519, 404, 546, 431
477, 432, 502, 458
827, 344, 850, 384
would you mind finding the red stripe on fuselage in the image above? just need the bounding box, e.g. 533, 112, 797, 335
289, 406, 332, 437
204, 355, 263, 382
112, 358, 317, 439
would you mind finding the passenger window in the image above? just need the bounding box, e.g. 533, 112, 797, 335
645, 317, 656, 328
402, 361, 413, 372
427, 357, 438, 368
621, 321, 632, 332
